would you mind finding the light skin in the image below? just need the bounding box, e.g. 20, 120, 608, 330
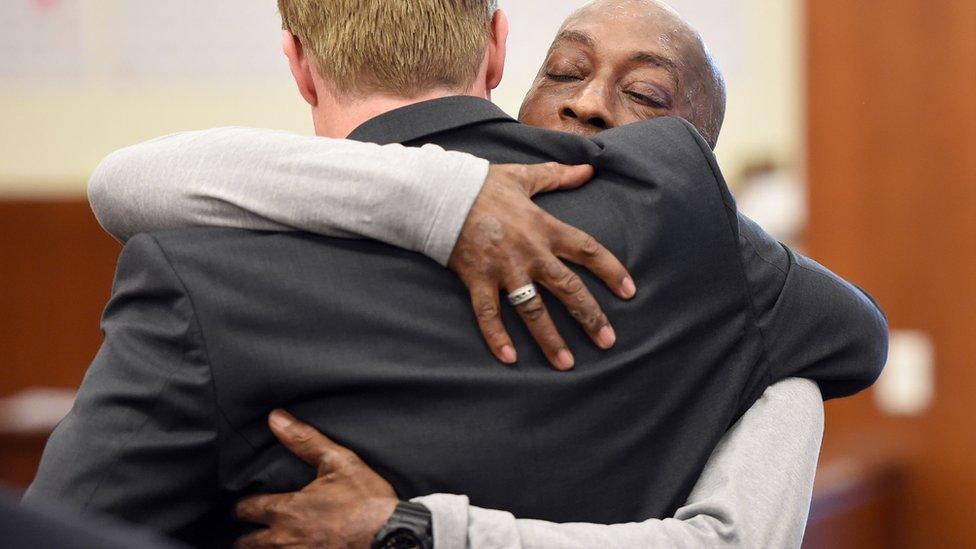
237, 2, 730, 548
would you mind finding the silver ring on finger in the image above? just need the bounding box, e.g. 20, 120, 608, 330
507, 283, 539, 307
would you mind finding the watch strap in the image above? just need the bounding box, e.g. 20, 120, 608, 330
372, 500, 433, 549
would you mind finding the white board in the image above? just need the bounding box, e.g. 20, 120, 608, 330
0, 0, 86, 80
0, 0, 289, 82
103, 0, 287, 80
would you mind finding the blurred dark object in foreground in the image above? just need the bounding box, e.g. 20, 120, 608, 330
3, 487, 182, 549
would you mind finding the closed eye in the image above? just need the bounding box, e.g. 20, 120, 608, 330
626, 91, 667, 109
546, 73, 582, 83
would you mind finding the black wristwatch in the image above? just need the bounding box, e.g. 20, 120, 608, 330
371, 500, 433, 549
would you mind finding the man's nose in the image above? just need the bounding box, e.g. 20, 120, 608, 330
560, 84, 614, 131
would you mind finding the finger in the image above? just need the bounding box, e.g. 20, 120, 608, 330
469, 282, 518, 364
533, 255, 616, 350
551, 219, 636, 300
520, 163, 595, 196
235, 493, 288, 525
234, 528, 276, 549
507, 279, 575, 371
268, 410, 352, 473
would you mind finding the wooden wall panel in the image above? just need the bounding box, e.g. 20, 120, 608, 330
0, 434, 51, 490
806, 1, 976, 546
0, 200, 120, 396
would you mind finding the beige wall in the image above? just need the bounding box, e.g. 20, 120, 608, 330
0, 0, 802, 195
713, 0, 804, 180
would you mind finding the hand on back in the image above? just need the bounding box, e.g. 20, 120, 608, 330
449, 163, 636, 371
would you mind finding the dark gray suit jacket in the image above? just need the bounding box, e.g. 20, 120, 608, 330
26, 97, 888, 547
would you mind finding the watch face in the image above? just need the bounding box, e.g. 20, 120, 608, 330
382, 528, 421, 548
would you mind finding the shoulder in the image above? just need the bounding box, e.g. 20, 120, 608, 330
146, 226, 274, 248
143, 227, 321, 266
586, 117, 736, 231
118, 229, 297, 282
121, 228, 260, 266
588, 118, 724, 197
137, 227, 404, 284
592, 116, 712, 164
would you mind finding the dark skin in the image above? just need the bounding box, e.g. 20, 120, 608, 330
520, 0, 725, 147
235, 411, 397, 549
236, 2, 728, 546
450, 163, 630, 371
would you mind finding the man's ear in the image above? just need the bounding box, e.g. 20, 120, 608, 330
486, 9, 509, 91
282, 30, 318, 107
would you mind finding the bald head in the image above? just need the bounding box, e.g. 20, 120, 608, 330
520, 0, 727, 148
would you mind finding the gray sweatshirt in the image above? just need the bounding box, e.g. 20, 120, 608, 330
87, 127, 824, 548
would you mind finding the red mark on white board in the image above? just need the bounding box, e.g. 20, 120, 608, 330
33, 0, 65, 13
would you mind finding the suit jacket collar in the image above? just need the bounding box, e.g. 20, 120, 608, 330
347, 96, 517, 145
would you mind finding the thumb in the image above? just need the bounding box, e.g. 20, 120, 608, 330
524, 163, 594, 196
268, 409, 343, 471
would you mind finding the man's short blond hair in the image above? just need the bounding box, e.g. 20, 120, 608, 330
278, 0, 499, 98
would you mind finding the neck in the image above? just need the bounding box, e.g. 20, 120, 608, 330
312, 88, 488, 139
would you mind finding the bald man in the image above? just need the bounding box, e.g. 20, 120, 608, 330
521, 0, 727, 148
69, 1, 881, 547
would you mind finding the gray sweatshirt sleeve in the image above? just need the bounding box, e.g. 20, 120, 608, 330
413, 378, 824, 549
87, 127, 490, 266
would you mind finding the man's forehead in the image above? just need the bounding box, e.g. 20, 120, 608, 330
557, 0, 701, 69
561, 1, 689, 49
566, 0, 684, 29
552, 27, 679, 77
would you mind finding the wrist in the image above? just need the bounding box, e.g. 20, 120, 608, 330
422, 155, 489, 266
372, 500, 433, 549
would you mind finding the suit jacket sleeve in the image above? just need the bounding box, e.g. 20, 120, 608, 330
23, 233, 219, 541
594, 117, 888, 400
674, 120, 888, 399
734, 213, 889, 398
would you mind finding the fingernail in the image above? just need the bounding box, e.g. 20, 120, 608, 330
269, 410, 294, 430
500, 345, 517, 364
557, 349, 575, 370
597, 326, 617, 349
621, 277, 637, 299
